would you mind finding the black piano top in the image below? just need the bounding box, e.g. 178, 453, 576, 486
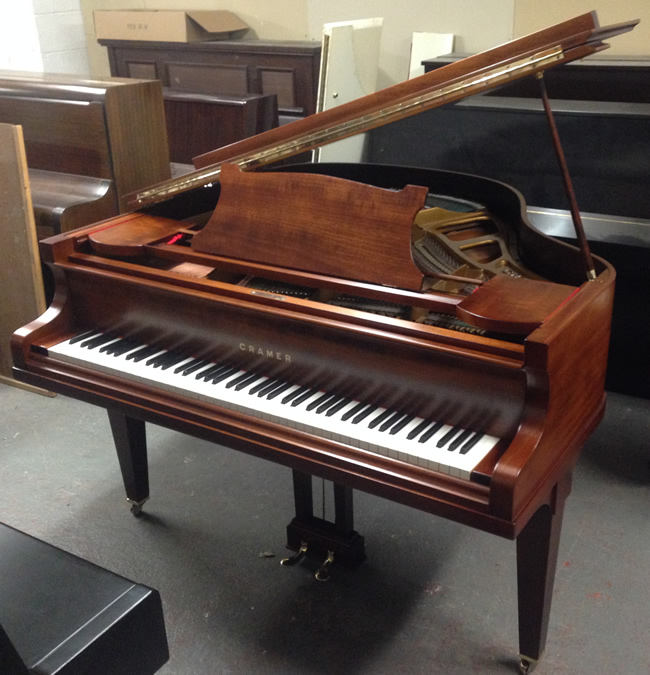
0, 522, 168, 674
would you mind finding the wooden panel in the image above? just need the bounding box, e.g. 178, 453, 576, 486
163, 91, 278, 164
126, 61, 157, 80
102, 79, 171, 211
193, 164, 428, 290
259, 69, 295, 110
167, 62, 248, 95
0, 124, 46, 384
99, 39, 322, 116
0, 97, 111, 178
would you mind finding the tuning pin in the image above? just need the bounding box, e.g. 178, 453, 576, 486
280, 541, 308, 567
315, 551, 335, 582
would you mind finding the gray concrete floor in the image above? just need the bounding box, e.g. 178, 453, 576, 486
1, 382, 649, 674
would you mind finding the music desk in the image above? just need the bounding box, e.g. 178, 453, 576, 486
0, 523, 168, 675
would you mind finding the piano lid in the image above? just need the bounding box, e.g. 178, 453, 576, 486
130, 11, 637, 209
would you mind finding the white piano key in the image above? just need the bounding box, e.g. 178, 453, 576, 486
46, 332, 500, 482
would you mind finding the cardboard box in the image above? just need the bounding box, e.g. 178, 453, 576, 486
94, 10, 249, 43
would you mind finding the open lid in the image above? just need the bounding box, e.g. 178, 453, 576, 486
131, 11, 638, 209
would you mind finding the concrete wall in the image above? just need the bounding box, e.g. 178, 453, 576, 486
0, 0, 89, 75
513, 0, 649, 57
0, 2, 43, 71
33, 0, 90, 75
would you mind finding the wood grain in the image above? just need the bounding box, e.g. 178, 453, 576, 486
0, 124, 46, 382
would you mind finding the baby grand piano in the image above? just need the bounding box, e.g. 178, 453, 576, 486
10, 13, 637, 673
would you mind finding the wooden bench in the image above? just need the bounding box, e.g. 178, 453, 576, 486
0, 71, 171, 235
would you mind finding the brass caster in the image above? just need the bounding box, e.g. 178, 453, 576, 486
519, 657, 536, 674
281, 541, 308, 567
128, 498, 147, 517
315, 551, 335, 582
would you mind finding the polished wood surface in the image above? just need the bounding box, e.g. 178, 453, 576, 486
11, 161, 615, 531
10, 12, 633, 670
456, 275, 578, 334
193, 164, 428, 289
163, 90, 278, 164
0, 71, 170, 233
29, 169, 113, 233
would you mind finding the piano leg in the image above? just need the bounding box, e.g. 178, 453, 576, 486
107, 410, 150, 516
283, 471, 365, 576
516, 473, 571, 672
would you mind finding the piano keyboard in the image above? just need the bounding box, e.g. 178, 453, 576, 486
46, 331, 501, 482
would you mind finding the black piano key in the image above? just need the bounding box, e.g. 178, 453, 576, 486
81, 332, 117, 349
437, 426, 462, 448
265, 382, 293, 400
194, 363, 225, 380
147, 350, 184, 368
113, 340, 142, 357
98, 337, 125, 353
250, 378, 277, 396
341, 401, 367, 422
177, 358, 211, 375
159, 352, 190, 370
419, 421, 444, 443
128, 344, 161, 362
145, 351, 170, 367
69, 330, 99, 345
282, 385, 310, 405
389, 414, 415, 435
316, 395, 341, 414
448, 428, 473, 452
368, 408, 394, 429
291, 387, 317, 407
101, 338, 138, 355
209, 367, 239, 385
407, 418, 433, 440
228, 371, 259, 390
235, 374, 264, 392
460, 432, 484, 455
225, 370, 252, 388
306, 392, 334, 412
325, 397, 351, 417
352, 404, 378, 424
378, 410, 405, 432
172, 356, 199, 373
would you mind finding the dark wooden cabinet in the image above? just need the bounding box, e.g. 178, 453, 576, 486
99, 38, 322, 119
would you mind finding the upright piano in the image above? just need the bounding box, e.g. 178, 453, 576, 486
10, 12, 637, 673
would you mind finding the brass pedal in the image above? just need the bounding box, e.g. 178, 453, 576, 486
280, 541, 308, 567
315, 551, 335, 582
